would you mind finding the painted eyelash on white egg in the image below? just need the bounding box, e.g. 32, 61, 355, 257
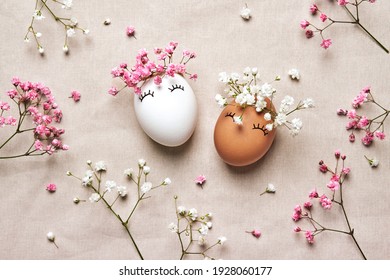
168, 84, 184, 92
252, 123, 269, 136
139, 90, 154, 102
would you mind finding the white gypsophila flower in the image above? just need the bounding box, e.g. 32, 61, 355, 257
143, 166, 150, 175
117, 185, 127, 197
266, 183, 276, 193
38, 46, 44, 54
250, 84, 260, 94
216, 95, 227, 107
279, 104, 290, 113
104, 18, 111, 25
275, 113, 287, 126
33, 10, 45, 20
371, 158, 379, 167
89, 193, 100, 203
86, 160, 92, 165
85, 170, 94, 178
218, 236, 227, 245
63, 45, 69, 53
24, 37, 30, 43
61, 0, 73, 9
291, 118, 303, 130
105, 180, 117, 192
177, 206, 186, 215
35, 32, 42, 38
206, 222, 213, 229
141, 182, 152, 194
83, 29, 90, 35
235, 94, 247, 106
198, 235, 207, 246
264, 112, 272, 121
94, 160, 107, 172
168, 222, 178, 233
242, 75, 251, 83
302, 98, 315, 108
188, 208, 198, 220
230, 72, 240, 81
81, 176, 92, 187
70, 17, 78, 25
252, 67, 258, 75
138, 159, 146, 167
66, 28, 76, 37
124, 168, 134, 178
233, 116, 243, 125
243, 67, 251, 75
260, 83, 274, 97
206, 212, 212, 218
245, 93, 256, 105
218, 72, 229, 83
281, 95, 294, 106
240, 6, 251, 20
199, 224, 209, 236
255, 98, 267, 112
47, 231, 55, 241
163, 177, 171, 185
265, 123, 274, 131
288, 68, 300, 80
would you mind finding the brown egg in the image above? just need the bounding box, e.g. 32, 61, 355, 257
214, 101, 277, 166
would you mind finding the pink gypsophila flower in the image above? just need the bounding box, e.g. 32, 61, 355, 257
309, 189, 319, 199
305, 231, 314, 244
46, 183, 57, 192
338, 0, 349, 6
310, 4, 319, 14
153, 76, 162, 85
126, 26, 135, 37
108, 86, 119, 96
294, 226, 301, 232
320, 39, 332, 49
300, 20, 310, 29
374, 131, 385, 140
190, 74, 198, 81
0, 101, 11, 111
248, 230, 261, 238
319, 13, 328, 22
304, 201, 313, 210
195, 175, 206, 185
327, 175, 340, 191
320, 194, 332, 209
305, 30, 314, 39
69, 90, 81, 102
362, 132, 374, 146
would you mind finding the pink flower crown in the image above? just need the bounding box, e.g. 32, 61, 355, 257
109, 41, 197, 96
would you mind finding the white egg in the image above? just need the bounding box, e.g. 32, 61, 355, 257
133, 74, 197, 147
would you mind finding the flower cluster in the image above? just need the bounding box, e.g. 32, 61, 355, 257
0, 78, 67, 160
337, 87, 388, 146
25, 0, 89, 54
300, 1, 388, 53
216, 68, 314, 136
67, 159, 170, 260
170, 196, 226, 260
109, 42, 197, 96
292, 150, 366, 259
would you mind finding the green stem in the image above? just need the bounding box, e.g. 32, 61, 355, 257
91, 186, 144, 260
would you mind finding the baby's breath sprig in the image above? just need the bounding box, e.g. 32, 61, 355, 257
67, 159, 170, 260
169, 196, 226, 260
25, 0, 89, 54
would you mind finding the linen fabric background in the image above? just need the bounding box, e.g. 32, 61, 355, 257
0, 0, 389, 260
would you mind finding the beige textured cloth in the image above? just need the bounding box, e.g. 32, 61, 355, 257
0, 0, 389, 260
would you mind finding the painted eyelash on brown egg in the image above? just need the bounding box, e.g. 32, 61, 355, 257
139, 90, 154, 102
225, 112, 235, 121
252, 123, 269, 136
